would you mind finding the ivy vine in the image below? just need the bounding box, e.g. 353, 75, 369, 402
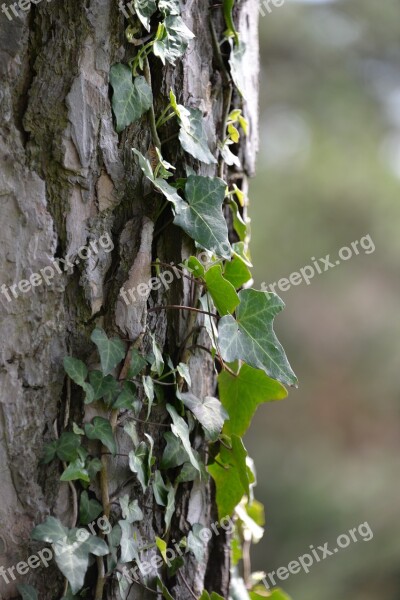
29, 2, 296, 599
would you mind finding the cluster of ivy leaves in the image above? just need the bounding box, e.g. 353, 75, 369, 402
24, 2, 296, 600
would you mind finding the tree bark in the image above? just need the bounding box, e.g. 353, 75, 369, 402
0, 1, 259, 598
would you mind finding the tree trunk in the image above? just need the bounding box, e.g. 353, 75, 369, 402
0, 1, 259, 598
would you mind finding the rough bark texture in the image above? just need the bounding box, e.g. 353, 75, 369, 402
0, 1, 259, 598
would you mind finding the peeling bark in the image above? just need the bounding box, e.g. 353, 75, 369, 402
0, 1, 258, 598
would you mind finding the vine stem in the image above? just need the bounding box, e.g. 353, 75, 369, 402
143, 56, 162, 149
148, 304, 218, 319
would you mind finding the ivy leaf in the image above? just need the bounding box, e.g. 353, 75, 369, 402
164, 482, 176, 531
187, 524, 205, 562
56, 432, 82, 462
166, 404, 200, 472
63, 357, 87, 386
171, 96, 217, 164
133, 148, 185, 213
220, 141, 241, 168
119, 520, 140, 563
60, 459, 90, 484
91, 329, 125, 376
152, 470, 169, 506
133, 0, 157, 31
218, 363, 287, 437
85, 417, 117, 455
150, 333, 164, 376
178, 392, 228, 442
120, 494, 144, 523
199, 591, 225, 600
229, 40, 247, 98
218, 290, 298, 387
89, 371, 120, 402
31, 516, 68, 543
87, 458, 102, 480
156, 577, 175, 600
153, 16, 195, 66
174, 176, 231, 259
53, 532, 109, 594
143, 375, 155, 420
128, 347, 148, 378
113, 381, 137, 410
79, 491, 103, 525
175, 460, 207, 483
110, 65, 153, 133
161, 431, 190, 469
41, 440, 59, 464
129, 441, 151, 492
185, 255, 205, 277
223, 256, 252, 289
17, 584, 38, 600
208, 435, 253, 519
204, 264, 240, 315
177, 362, 191, 387
158, 0, 180, 15
229, 201, 247, 241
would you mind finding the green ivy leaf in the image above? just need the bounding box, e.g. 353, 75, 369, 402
218, 290, 298, 386
89, 371, 120, 402
178, 392, 228, 442
119, 494, 143, 523
31, 516, 68, 543
143, 375, 155, 420
133, 0, 157, 31
164, 482, 176, 531
208, 435, 252, 519
63, 357, 87, 386
223, 0, 239, 44
112, 381, 137, 410
53, 531, 109, 594
150, 333, 164, 376
133, 148, 185, 213
158, 0, 180, 15
128, 347, 148, 378
119, 520, 140, 563
90, 328, 125, 376
223, 256, 252, 289
199, 591, 225, 600
87, 458, 102, 480
185, 255, 205, 277
174, 176, 231, 259
171, 96, 217, 164
152, 470, 169, 506
79, 491, 103, 525
229, 40, 247, 98
156, 577, 175, 600
187, 524, 206, 562
175, 459, 208, 483
17, 584, 38, 600
41, 440, 59, 464
204, 264, 240, 315
177, 362, 191, 386
166, 404, 200, 472
56, 432, 82, 462
153, 16, 195, 66
229, 201, 247, 241
60, 459, 90, 483
110, 65, 153, 133
161, 431, 190, 469
85, 417, 117, 455
218, 363, 287, 437
129, 441, 151, 492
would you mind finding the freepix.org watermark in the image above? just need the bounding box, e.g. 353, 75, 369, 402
261, 234, 375, 294
0, 232, 114, 303
0, 515, 112, 585
1, 0, 53, 21
263, 521, 373, 589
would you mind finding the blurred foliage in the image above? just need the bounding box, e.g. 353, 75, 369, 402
246, 1, 400, 599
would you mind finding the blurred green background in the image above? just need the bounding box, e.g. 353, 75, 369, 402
246, 0, 400, 598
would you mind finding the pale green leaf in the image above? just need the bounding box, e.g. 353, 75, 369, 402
110, 65, 153, 133
60, 459, 90, 483
161, 431, 189, 469
120, 494, 143, 523
177, 362, 191, 386
31, 516, 68, 543
218, 363, 287, 437
63, 357, 87, 386
119, 520, 140, 563
229, 40, 247, 98
128, 347, 148, 378
174, 104, 217, 164
204, 264, 240, 315
129, 441, 150, 492
133, 0, 157, 31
